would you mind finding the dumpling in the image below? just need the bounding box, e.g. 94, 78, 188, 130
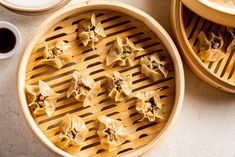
97, 115, 128, 152
59, 114, 88, 147
106, 36, 144, 67
197, 31, 225, 62
25, 80, 59, 117
38, 40, 73, 69
78, 14, 106, 49
106, 71, 132, 102
140, 53, 168, 81
135, 90, 164, 122
67, 71, 101, 107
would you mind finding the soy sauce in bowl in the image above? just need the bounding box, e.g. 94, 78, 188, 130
0, 28, 16, 54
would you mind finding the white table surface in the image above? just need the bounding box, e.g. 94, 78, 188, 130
0, 0, 235, 157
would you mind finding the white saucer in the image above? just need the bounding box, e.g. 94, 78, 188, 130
0, 21, 21, 59
1, 0, 70, 15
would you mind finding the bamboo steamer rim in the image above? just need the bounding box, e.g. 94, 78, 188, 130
181, 0, 235, 27
0, 0, 70, 13
18, 1, 185, 156
171, 0, 235, 93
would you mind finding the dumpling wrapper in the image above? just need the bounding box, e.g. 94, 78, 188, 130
226, 38, 235, 60
197, 31, 225, 62
140, 53, 168, 81
78, 14, 106, 49
227, 27, 235, 39
97, 115, 128, 152
25, 80, 59, 117
67, 71, 101, 107
106, 36, 144, 67
38, 40, 73, 69
106, 71, 132, 102
135, 90, 164, 122
59, 114, 88, 147
226, 28, 235, 58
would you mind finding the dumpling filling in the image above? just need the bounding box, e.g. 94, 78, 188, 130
106, 36, 144, 66
140, 53, 168, 81
25, 80, 59, 117
78, 14, 106, 49
67, 71, 101, 107
135, 90, 164, 122
59, 114, 88, 147
197, 31, 225, 62
106, 71, 132, 102
97, 115, 128, 152
38, 40, 73, 69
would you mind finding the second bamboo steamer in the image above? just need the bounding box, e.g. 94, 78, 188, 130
171, 0, 235, 93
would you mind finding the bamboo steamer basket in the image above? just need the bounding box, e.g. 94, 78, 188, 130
18, 1, 185, 157
171, 0, 235, 93
181, 0, 235, 27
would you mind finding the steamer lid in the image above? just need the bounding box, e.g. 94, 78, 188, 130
181, 0, 235, 27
